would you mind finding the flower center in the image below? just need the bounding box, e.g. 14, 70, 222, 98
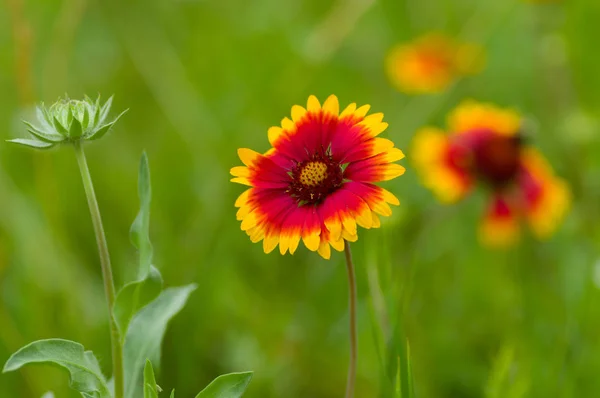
288, 155, 344, 205
299, 161, 328, 187
474, 134, 522, 187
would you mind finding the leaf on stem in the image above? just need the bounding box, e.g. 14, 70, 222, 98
194, 372, 253, 398
130, 152, 154, 279
143, 360, 159, 398
113, 265, 163, 339
2, 339, 111, 398
123, 285, 197, 398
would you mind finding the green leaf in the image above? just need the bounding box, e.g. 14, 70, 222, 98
98, 96, 114, 125
36, 106, 53, 130
7, 138, 55, 149
170, 390, 175, 398
123, 285, 197, 398
69, 117, 84, 139
143, 360, 159, 398
113, 266, 163, 340
53, 116, 69, 136
86, 110, 127, 141
130, 152, 153, 279
2, 339, 111, 398
41, 392, 55, 398
22, 120, 62, 143
194, 372, 253, 398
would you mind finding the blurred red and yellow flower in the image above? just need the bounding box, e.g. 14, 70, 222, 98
412, 100, 570, 246
231, 95, 405, 259
386, 33, 484, 94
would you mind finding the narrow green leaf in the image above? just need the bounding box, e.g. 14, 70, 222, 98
130, 152, 153, 279
143, 360, 159, 398
170, 390, 175, 398
7, 139, 55, 149
82, 105, 90, 130
123, 285, 197, 398
113, 266, 163, 339
194, 372, 253, 398
86, 110, 127, 141
2, 339, 111, 398
52, 116, 69, 136
36, 106, 52, 130
22, 121, 63, 142
98, 96, 114, 125
69, 117, 83, 139
94, 95, 102, 125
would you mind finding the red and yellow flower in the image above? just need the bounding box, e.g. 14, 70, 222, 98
412, 100, 570, 246
386, 33, 484, 94
231, 95, 405, 259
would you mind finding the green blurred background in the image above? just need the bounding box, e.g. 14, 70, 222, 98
1, 0, 600, 396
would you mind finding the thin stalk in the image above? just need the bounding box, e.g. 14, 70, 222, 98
74, 141, 124, 398
344, 243, 358, 398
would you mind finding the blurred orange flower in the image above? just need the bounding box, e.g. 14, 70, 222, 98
386, 33, 484, 94
412, 101, 570, 246
231, 95, 405, 259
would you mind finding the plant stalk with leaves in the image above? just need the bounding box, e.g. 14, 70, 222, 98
3, 96, 253, 398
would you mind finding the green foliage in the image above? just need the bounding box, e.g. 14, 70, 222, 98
130, 152, 154, 279
2, 339, 110, 398
194, 372, 253, 398
113, 265, 163, 339
123, 285, 197, 398
144, 360, 159, 398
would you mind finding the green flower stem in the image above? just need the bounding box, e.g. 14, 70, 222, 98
344, 243, 357, 398
74, 141, 124, 398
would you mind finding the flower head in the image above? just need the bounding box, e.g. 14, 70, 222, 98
231, 95, 405, 259
9, 95, 127, 149
386, 33, 484, 94
412, 100, 569, 246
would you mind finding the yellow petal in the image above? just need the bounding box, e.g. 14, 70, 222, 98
249, 226, 265, 243
330, 237, 344, 252
238, 148, 260, 167
354, 104, 371, 119
353, 204, 373, 229
303, 231, 320, 251
234, 189, 251, 207
341, 214, 357, 236
291, 105, 307, 123
268, 126, 284, 146
281, 117, 296, 131
380, 164, 406, 181
340, 103, 357, 119
342, 230, 358, 242
371, 212, 381, 228
382, 147, 405, 163
317, 241, 331, 259
241, 210, 260, 231
263, 233, 279, 254
322, 95, 339, 116
230, 166, 250, 177
382, 188, 400, 206
324, 216, 343, 242
372, 138, 395, 155
289, 233, 301, 255
230, 177, 253, 186
307, 95, 321, 112
279, 233, 290, 255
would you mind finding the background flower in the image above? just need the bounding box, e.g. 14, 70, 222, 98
412, 101, 570, 246
385, 33, 485, 94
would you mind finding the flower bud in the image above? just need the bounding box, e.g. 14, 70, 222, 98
9, 95, 128, 149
